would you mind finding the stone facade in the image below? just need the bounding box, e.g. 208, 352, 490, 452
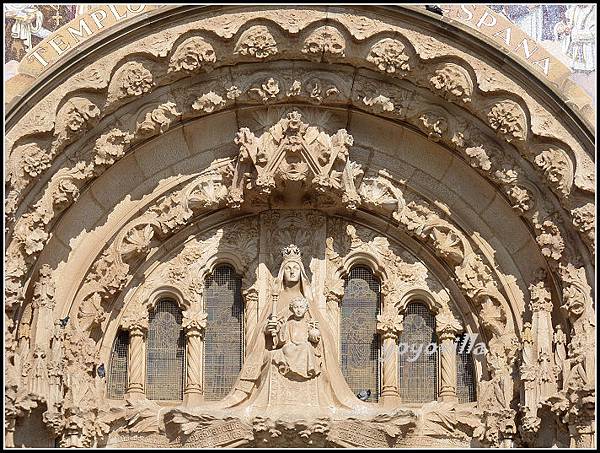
4, 6, 595, 449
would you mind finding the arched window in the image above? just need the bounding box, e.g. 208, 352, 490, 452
203, 265, 244, 401
107, 330, 129, 399
398, 302, 438, 403
340, 266, 380, 402
145, 299, 185, 400
456, 333, 477, 403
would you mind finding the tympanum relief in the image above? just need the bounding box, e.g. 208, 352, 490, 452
7, 73, 595, 447
103, 213, 470, 448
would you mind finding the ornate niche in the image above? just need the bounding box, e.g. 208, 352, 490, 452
93, 207, 484, 448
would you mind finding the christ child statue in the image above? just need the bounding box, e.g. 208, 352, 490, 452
267, 296, 322, 380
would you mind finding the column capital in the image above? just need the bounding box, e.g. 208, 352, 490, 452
121, 310, 148, 333
377, 307, 403, 340
182, 308, 208, 336
435, 308, 462, 340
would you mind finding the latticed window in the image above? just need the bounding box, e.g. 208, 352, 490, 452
107, 330, 129, 399
145, 300, 185, 400
340, 266, 381, 402
456, 334, 477, 403
398, 302, 438, 403
203, 265, 244, 401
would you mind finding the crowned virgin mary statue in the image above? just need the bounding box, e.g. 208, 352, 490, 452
211, 244, 379, 419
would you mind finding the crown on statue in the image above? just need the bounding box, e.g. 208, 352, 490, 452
281, 244, 301, 260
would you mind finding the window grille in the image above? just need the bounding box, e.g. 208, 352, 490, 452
203, 265, 243, 401
145, 300, 185, 400
341, 266, 381, 402
107, 330, 129, 399
456, 334, 477, 403
398, 302, 438, 403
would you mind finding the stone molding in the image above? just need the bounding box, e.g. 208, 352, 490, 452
4, 6, 595, 449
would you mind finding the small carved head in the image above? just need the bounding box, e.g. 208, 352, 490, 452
290, 296, 309, 319
283, 261, 301, 283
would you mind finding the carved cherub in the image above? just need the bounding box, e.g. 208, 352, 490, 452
268, 296, 322, 380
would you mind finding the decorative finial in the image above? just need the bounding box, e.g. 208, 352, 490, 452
281, 244, 301, 260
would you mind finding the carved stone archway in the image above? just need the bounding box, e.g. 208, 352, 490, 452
5, 5, 594, 449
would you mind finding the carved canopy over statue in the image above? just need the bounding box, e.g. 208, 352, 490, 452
226, 111, 362, 210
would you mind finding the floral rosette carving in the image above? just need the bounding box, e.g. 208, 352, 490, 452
487, 100, 527, 143
376, 308, 403, 339
169, 36, 216, 73
429, 63, 473, 103
109, 61, 154, 103
234, 25, 278, 59
302, 26, 345, 59
533, 146, 573, 198
367, 38, 410, 75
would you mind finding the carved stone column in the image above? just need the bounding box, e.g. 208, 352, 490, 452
376, 307, 403, 407
182, 308, 208, 405
324, 238, 345, 356
436, 308, 462, 403
121, 309, 148, 400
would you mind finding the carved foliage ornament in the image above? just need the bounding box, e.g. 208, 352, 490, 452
182, 308, 208, 333
376, 308, 403, 339
228, 111, 361, 209
5, 65, 589, 311
302, 26, 346, 59
6, 17, 588, 256
108, 61, 154, 104
486, 100, 527, 143
367, 38, 410, 75
235, 25, 278, 59
169, 36, 216, 73
529, 281, 552, 313
429, 62, 473, 103
54, 97, 101, 146
532, 146, 574, 198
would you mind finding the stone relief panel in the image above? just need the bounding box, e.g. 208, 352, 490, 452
4, 9, 595, 446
